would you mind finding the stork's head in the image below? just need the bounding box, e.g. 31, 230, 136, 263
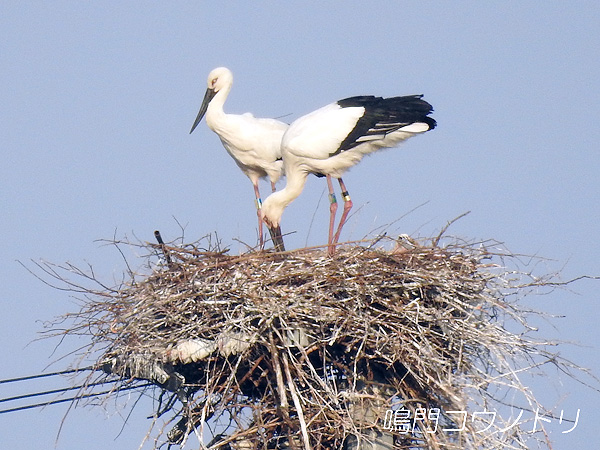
190, 67, 234, 134
262, 192, 289, 229
205, 67, 233, 94
261, 194, 286, 252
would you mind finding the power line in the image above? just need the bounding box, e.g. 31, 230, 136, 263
0, 380, 111, 404
0, 383, 151, 415
0, 367, 94, 385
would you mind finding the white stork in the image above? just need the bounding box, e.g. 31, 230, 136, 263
261, 95, 436, 255
190, 67, 287, 250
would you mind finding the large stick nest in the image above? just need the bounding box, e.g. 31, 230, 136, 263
40, 234, 579, 450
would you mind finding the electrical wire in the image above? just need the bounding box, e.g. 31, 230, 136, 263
0, 383, 152, 415
0, 367, 94, 385
0, 380, 110, 404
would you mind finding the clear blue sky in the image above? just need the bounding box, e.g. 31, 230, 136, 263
1, 2, 599, 449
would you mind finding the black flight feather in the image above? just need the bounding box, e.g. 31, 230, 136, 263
331, 95, 436, 157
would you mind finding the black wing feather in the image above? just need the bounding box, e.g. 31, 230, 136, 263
332, 95, 436, 156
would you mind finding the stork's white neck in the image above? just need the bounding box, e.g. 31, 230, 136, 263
205, 85, 231, 131
262, 165, 308, 227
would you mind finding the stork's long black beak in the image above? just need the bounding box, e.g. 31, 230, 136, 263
190, 88, 217, 134
267, 224, 285, 252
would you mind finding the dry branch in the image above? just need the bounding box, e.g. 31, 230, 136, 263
38, 234, 588, 450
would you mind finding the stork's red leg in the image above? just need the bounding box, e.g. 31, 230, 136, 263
253, 182, 265, 249
332, 177, 353, 248
326, 175, 338, 255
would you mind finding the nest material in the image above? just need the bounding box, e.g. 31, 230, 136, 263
44, 236, 570, 450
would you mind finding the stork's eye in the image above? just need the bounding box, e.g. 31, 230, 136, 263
211, 78, 218, 88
